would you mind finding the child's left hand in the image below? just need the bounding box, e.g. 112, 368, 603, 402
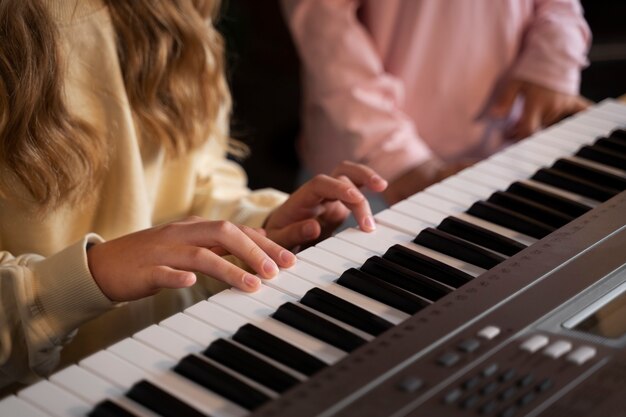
264, 161, 387, 250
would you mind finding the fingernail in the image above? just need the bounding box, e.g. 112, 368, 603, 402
370, 174, 385, 184
263, 259, 278, 276
279, 250, 296, 265
363, 216, 376, 231
244, 274, 260, 287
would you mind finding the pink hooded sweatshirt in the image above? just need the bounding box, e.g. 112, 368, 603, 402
282, 0, 591, 181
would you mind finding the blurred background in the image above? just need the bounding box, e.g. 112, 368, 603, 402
217, 0, 626, 194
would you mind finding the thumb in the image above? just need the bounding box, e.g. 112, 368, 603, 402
266, 219, 321, 250
490, 80, 522, 119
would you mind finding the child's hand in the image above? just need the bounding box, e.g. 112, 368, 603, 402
264, 161, 387, 249
87, 218, 296, 301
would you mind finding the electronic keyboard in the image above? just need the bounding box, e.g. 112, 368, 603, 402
2, 99, 626, 417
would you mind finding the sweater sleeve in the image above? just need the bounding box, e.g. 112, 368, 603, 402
0, 234, 114, 386
281, 0, 433, 182
512, 0, 591, 94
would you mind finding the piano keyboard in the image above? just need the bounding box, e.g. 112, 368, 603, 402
2, 99, 626, 417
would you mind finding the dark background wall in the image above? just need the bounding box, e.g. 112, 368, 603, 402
218, 0, 626, 193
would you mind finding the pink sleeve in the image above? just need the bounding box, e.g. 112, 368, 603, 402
512, 0, 591, 95
281, 0, 432, 181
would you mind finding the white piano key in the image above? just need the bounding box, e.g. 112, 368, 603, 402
142, 371, 248, 417
19, 380, 90, 417
392, 200, 444, 225
267, 270, 408, 325
498, 141, 558, 166
522, 139, 573, 160
563, 118, 610, 136
208, 293, 345, 364
521, 179, 600, 207
442, 175, 494, 199
472, 159, 531, 183
297, 246, 358, 275
108, 338, 175, 373
454, 212, 537, 247
425, 182, 477, 207
336, 225, 413, 255
0, 396, 52, 417
566, 155, 626, 178
595, 100, 626, 119
110, 337, 247, 417
284, 259, 412, 323
80, 350, 145, 389
104, 397, 162, 417
569, 113, 621, 132
231, 286, 374, 342
185, 300, 249, 333
375, 208, 431, 235
160, 312, 228, 346
457, 167, 515, 190
410, 192, 467, 214
489, 153, 540, 175
337, 225, 485, 277
134, 324, 202, 359
215, 286, 294, 311
316, 237, 378, 264
50, 364, 122, 405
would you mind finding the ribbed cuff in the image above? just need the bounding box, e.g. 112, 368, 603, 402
32, 233, 114, 340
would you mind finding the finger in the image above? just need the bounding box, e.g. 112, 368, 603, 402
239, 225, 296, 268
179, 220, 279, 279
287, 174, 367, 212
335, 176, 375, 232
317, 201, 351, 239
149, 266, 197, 292
512, 99, 542, 140
161, 245, 262, 291
267, 219, 321, 249
490, 80, 522, 119
331, 160, 388, 192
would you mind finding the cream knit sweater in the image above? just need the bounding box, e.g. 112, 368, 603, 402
0, 0, 287, 387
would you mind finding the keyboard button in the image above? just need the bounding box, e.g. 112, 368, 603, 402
438, 216, 526, 257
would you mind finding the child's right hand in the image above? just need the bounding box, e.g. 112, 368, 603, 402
86, 217, 296, 301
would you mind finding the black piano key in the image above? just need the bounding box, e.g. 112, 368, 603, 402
437, 216, 526, 257
126, 380, 207, 417
467, 200, 555, 239
609, 128, 626, 141
552, 159, 626, 190
336, 268, 430, 314
531, 168, 618, 202
233, 324, 326, 376
506, 181, 591, 218
204, 338, 299, 394
595, 137, 626, 154
487, 191, 573, 228
300, 287, 394, 336
174, 354, 271, 411
414, 228, 506, 270
361, 256, 452, 301
89, 400, 138, 417
576, 144, 626, 170
272, 302, 367, 352
383, 244, 474, 288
